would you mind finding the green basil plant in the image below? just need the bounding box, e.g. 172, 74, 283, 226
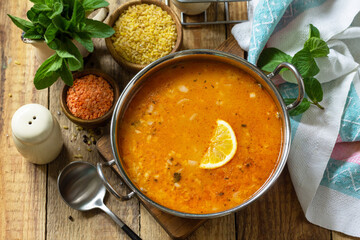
258, 24, 329, 116
8, 0, 115, 89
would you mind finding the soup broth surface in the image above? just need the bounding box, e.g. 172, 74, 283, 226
118, 59, 283, 214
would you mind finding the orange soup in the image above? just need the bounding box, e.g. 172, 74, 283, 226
117, 59, 282, 214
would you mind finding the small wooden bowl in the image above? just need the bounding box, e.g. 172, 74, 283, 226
105, 0, 183, 72
60, 69, 120, 128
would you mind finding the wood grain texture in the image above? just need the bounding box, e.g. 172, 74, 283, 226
173, 2, 227, 50
333, 232, 360, 240
236, 168, 331, 240
0, 1, 47, 240
0, 0, 358, 239
227, 1, 248, 38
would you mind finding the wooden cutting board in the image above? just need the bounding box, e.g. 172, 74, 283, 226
96, 36, 244, 239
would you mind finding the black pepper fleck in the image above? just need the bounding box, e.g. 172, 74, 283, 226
173, 172, 181, 183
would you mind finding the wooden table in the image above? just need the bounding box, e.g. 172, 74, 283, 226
0, 0, 358, 239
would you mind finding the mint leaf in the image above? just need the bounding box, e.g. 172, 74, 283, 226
35, 25, 45, 35
48, 54, 63, 72
45, 0, 54, 7
73, 32, 94, 52
8, 14, 34, 32
56, 38, 83, 71
34, 54, 61, 89
33, 3, 52, 11
81, 0, 109, 11
56, 42, 80, 62
82, 19, 114, 38
292, 48, 320, 78
27, 9, 38, 22
35, 71, 60, 89
309, 24, 320, 39
258, 48, 292, 73
44, 23, 58, 42
49, 2, 63, 19
70, 0, 85, 26
47, 38, 60, 50
30, 0, 46, 3
23, 28, 43, 39
284, 98, 311, 116
52, 15, 71, 32
67, 56, 83, 71
58, 61, 74, 86
304, 77, 323, 103
38, 13, 51, 27
304, 37, 329, 58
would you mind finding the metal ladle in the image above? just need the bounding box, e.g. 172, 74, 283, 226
57, 161, 141, 240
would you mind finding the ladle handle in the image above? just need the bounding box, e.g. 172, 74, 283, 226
97, 160, 135, 201
98, 204, 141, 240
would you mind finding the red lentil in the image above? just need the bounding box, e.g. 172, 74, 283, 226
66, 74, 114, 120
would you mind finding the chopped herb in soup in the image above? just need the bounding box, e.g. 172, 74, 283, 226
117, 59, 282, 214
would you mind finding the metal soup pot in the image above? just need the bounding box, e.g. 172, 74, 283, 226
97, 49, 304, 219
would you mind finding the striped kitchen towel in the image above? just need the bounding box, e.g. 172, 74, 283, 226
232, 0, 360, 237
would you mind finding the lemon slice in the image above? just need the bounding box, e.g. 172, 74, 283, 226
200, 119, 237, 169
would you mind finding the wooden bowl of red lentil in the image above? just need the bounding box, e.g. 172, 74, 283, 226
105, 0, 183, 72
60, 69, 120, 128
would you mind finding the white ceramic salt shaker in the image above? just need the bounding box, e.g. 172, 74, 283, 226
11, 104, 63, 164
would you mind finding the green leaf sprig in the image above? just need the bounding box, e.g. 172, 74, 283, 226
8, 0, 115, 89
258, 24, 330, 116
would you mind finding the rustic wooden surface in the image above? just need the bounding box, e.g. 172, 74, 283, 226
1, 0, 359, 239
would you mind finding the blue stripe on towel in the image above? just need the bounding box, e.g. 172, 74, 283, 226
320, 158, 360, 199
339, 82, 360, 142
274, 0, 327, 33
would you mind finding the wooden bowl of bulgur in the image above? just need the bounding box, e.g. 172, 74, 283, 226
60, 69, 120, 128
105, 0, 183, 72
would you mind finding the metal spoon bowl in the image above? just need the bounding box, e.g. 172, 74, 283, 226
57, 161, 141, 240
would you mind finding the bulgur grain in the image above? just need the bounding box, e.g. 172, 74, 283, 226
66, 74, 114, 120
111, 4, 177, 65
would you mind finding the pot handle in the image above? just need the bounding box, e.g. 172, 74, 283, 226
97, 159, 135, 201
266, 62, 305, 111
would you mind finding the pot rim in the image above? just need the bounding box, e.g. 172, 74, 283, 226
110, 49, 291, 219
